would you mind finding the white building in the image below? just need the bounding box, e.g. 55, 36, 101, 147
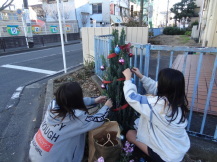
42, 0, 131, 28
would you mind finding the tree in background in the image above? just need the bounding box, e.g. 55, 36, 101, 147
170, 0, 197, 26
0, 0, 14, 11
100, 29, 137, 131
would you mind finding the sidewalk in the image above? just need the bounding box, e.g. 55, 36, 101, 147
0, 39, 81, 56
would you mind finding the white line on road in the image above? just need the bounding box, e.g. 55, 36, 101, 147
6, 86, 24, 109
1, 64, 57, 75
0, 44, 82, 58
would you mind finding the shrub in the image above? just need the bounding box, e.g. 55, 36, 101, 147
191, 20, 199, 28
163, 27, 186, 35
185, 31, 192, 36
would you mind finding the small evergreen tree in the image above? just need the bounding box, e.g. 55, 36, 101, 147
100, 29, 136, 131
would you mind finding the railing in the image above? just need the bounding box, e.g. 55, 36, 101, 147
94, 35, 217, 141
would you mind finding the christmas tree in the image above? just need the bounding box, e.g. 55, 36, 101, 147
100, 28, 137, 131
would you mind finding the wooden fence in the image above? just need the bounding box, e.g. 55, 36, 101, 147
81, 27, 148, 61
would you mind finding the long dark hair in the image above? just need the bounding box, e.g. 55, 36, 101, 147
51, 82, 88, 120
157, 68, 188, 123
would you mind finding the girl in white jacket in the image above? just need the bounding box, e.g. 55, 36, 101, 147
122, 68, 190, 162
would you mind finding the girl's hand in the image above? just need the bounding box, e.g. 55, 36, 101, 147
122, 68, 132, 80
95, 96, 107, 104
105, 99, 113, 108
131, 67, 143, 79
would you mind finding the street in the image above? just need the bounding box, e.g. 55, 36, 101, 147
0, 43, 83, 159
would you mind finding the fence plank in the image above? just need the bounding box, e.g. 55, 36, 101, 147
81, 27, 89, 61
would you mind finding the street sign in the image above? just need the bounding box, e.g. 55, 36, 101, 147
16, 9, 22, 15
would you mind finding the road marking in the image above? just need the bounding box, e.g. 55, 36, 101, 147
6, 86, 24, 109
0, 44, 82, 58
7, 48, 82, 65
1, 64, 57, 75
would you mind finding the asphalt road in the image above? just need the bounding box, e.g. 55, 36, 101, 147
0, 43, 83, 161
0, 43, 83, 111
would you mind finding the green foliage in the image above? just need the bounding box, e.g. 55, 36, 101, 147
163, 27, 186, 35
101, 28, 136, 131
191, 20, 199, 28
170, 0, 197, 25
180, 35, 191, 43
184, 31, 191, 36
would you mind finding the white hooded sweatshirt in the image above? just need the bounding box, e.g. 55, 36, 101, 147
123, 76, 190, 162
29, 97, 109, 162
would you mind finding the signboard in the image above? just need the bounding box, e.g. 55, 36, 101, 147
111, 15, 123, 23
32, 25, 41, 34
50, 25, 58, 33
7, 25, 20, 35
16, 9, 22, 15
65, 25, 71, 32
110, 4, 114, 15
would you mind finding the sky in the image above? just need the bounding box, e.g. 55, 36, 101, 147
1, 0, 182, 10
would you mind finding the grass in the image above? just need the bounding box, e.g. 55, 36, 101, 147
180, 35, 191, 44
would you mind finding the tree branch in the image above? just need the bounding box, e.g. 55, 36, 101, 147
0, 0, 14, 12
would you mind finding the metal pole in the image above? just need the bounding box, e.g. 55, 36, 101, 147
21, 16, 29, 48
23, 0, 34, 48
61, 1, 68, 43
57, 0, 67, 73
166, 0, 169, 26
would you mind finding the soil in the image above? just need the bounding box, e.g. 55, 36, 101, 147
52, 35, 203, 162
149, 35, 200, 47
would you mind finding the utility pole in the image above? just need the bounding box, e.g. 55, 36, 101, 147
23, 0, 34, 48
57, 0, 67, 73
166, 0, 169, 26
61, 1, 68, 43
139, 0, 144, 26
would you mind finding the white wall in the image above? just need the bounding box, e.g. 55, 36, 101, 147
74, 0, 91, 28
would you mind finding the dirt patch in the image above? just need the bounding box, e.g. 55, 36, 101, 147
149, 35, 201, 47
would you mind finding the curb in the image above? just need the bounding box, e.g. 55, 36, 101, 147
0, 41, 81, 56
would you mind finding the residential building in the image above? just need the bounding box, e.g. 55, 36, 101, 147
198, 0, 217, 47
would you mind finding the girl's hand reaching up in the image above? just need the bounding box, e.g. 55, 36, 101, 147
131, 67, 144, 79
104, 99, 113, 108
95, 96, 107, 103
122, 68, 132, 80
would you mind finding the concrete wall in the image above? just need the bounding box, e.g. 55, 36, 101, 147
191, 25, 199, 39
0, 20, 79, 37
199, 0, 217, 47
1, 33, 80, 49
81, 27, 148, 61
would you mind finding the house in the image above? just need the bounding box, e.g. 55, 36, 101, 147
79, 0, 130, 28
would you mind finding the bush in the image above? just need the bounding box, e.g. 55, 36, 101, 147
185, 31, 191, 36
163, 27, 186, 35
191, 20, 199, 28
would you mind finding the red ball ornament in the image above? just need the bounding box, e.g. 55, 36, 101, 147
118, 57, 125, 65
128, 53, 134, 57
101, 84, 106, 89
100, 65, 105, 71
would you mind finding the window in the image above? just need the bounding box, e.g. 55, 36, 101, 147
92, 3, 102, 14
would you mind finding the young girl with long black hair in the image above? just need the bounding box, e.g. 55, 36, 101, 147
122, 68, 190, 162
29, 82, 112, 162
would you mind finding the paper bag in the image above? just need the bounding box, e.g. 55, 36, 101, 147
88, 121, 121, 162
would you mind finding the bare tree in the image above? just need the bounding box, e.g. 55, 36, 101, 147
43, 3, 70, 21
0, 0, 14, 11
